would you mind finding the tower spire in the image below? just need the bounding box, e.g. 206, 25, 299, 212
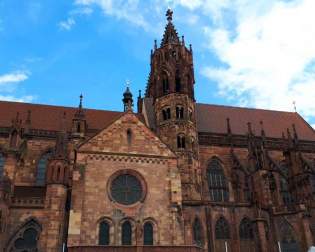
160, 9, 180, 47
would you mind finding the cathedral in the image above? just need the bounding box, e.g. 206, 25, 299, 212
1, 9, 315, 252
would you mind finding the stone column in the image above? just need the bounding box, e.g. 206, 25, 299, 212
254, 218, 269, 252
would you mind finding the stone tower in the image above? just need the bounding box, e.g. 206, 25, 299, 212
145, 9, 201, 201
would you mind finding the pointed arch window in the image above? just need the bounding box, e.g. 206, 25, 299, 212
215, 217, 230, 240
175, 70, 181, 92
36, 151, 52, 186
207, 158, 229, 202
143, 222, 154, 245
279, 219, 300, 252
99, 221, 110, 245
122, 221, 132, 245
279, 163, 294, 205
6, 219, 41, 252
239, 218, 254, 240
177, 134, 186, 149
10, 130, 18, 147
193, 218, 203, 247
0, 153, 5, 177
162, 108, 171, 121
162, 75, 169, 95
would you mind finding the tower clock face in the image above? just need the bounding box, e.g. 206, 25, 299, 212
110, 174, 143, 205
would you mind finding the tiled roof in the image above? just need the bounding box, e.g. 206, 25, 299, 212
0, 101, 122, 131
0, 100, 314, 141
196, 103, 315, 141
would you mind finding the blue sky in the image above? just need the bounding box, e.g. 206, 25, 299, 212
0, 0, 314, 129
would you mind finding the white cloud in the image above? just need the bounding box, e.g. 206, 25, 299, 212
200, 0, 315, 123
59, 17, 76, 31
312, 124, 315, 130
0, 71, 35, 103
0, 71, 29, 85
74, 0, 150, 30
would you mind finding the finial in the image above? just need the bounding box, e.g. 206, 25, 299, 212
293, 101, 297, 112
166, 9, 173, 22
226, 117, 231, 134
189, 44, 192, 53
154, 39, 157, 50
260, 120, 265, 137
138, 90, 141, 98
79, 94, 83, 109
182, 35, 185, 45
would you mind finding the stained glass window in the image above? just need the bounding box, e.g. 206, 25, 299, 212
99, 221, 110, 245
111, 174, 142, 205
193, 218, 203, 247
122, 221, 132, 245
0, 153, 4, 177
239, 218, 254, 240
36, 152, 52, 186
143, 222, 153, 245
207, 158, 229, 202
215, 217, 230, 240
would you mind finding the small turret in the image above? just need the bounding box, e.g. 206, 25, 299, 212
122, 86, 133, 112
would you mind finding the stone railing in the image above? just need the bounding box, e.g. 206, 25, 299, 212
68, 245, 204, 252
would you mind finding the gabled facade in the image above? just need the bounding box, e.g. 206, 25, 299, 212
0, 9, 315, 252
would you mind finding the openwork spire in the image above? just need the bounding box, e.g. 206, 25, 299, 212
160, 9, 180, 47
75, 94, 85, 118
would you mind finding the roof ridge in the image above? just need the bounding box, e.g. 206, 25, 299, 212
196, 102, 296, 114
0, 100, 122, 113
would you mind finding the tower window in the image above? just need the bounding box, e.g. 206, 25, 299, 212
175, 70, 181, 92
99, 221, 110, 245
162, 108, 171, 121
162, 78, 169, 94
177, 134, 186, 149
176, 106, 184, 119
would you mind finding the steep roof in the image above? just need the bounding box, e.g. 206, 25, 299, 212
196, 103, 315, 141
0, 100, 122, 131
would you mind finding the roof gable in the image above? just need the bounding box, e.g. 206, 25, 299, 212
78, 111, 176, 158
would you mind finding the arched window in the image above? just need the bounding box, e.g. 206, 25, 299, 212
279, 219, 300, 252
207, 158, 229, 202
162, 108, 171, 121
239, 218, 253, 240
0, 153, 5, 177
162, 75, 169, 95
6, 219, 41, 252
127, 129, 132, 145
99, 221, 110, 245
176, 106, 184, 119
175, 70, 181, 92
215, 217, 230, 240
193, 218, 203, 247
177, 134, 186, 149
239, 218, 255, 252
36, 151, 52, 186
122, 221, 132, 245
143, 222, 154, 245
